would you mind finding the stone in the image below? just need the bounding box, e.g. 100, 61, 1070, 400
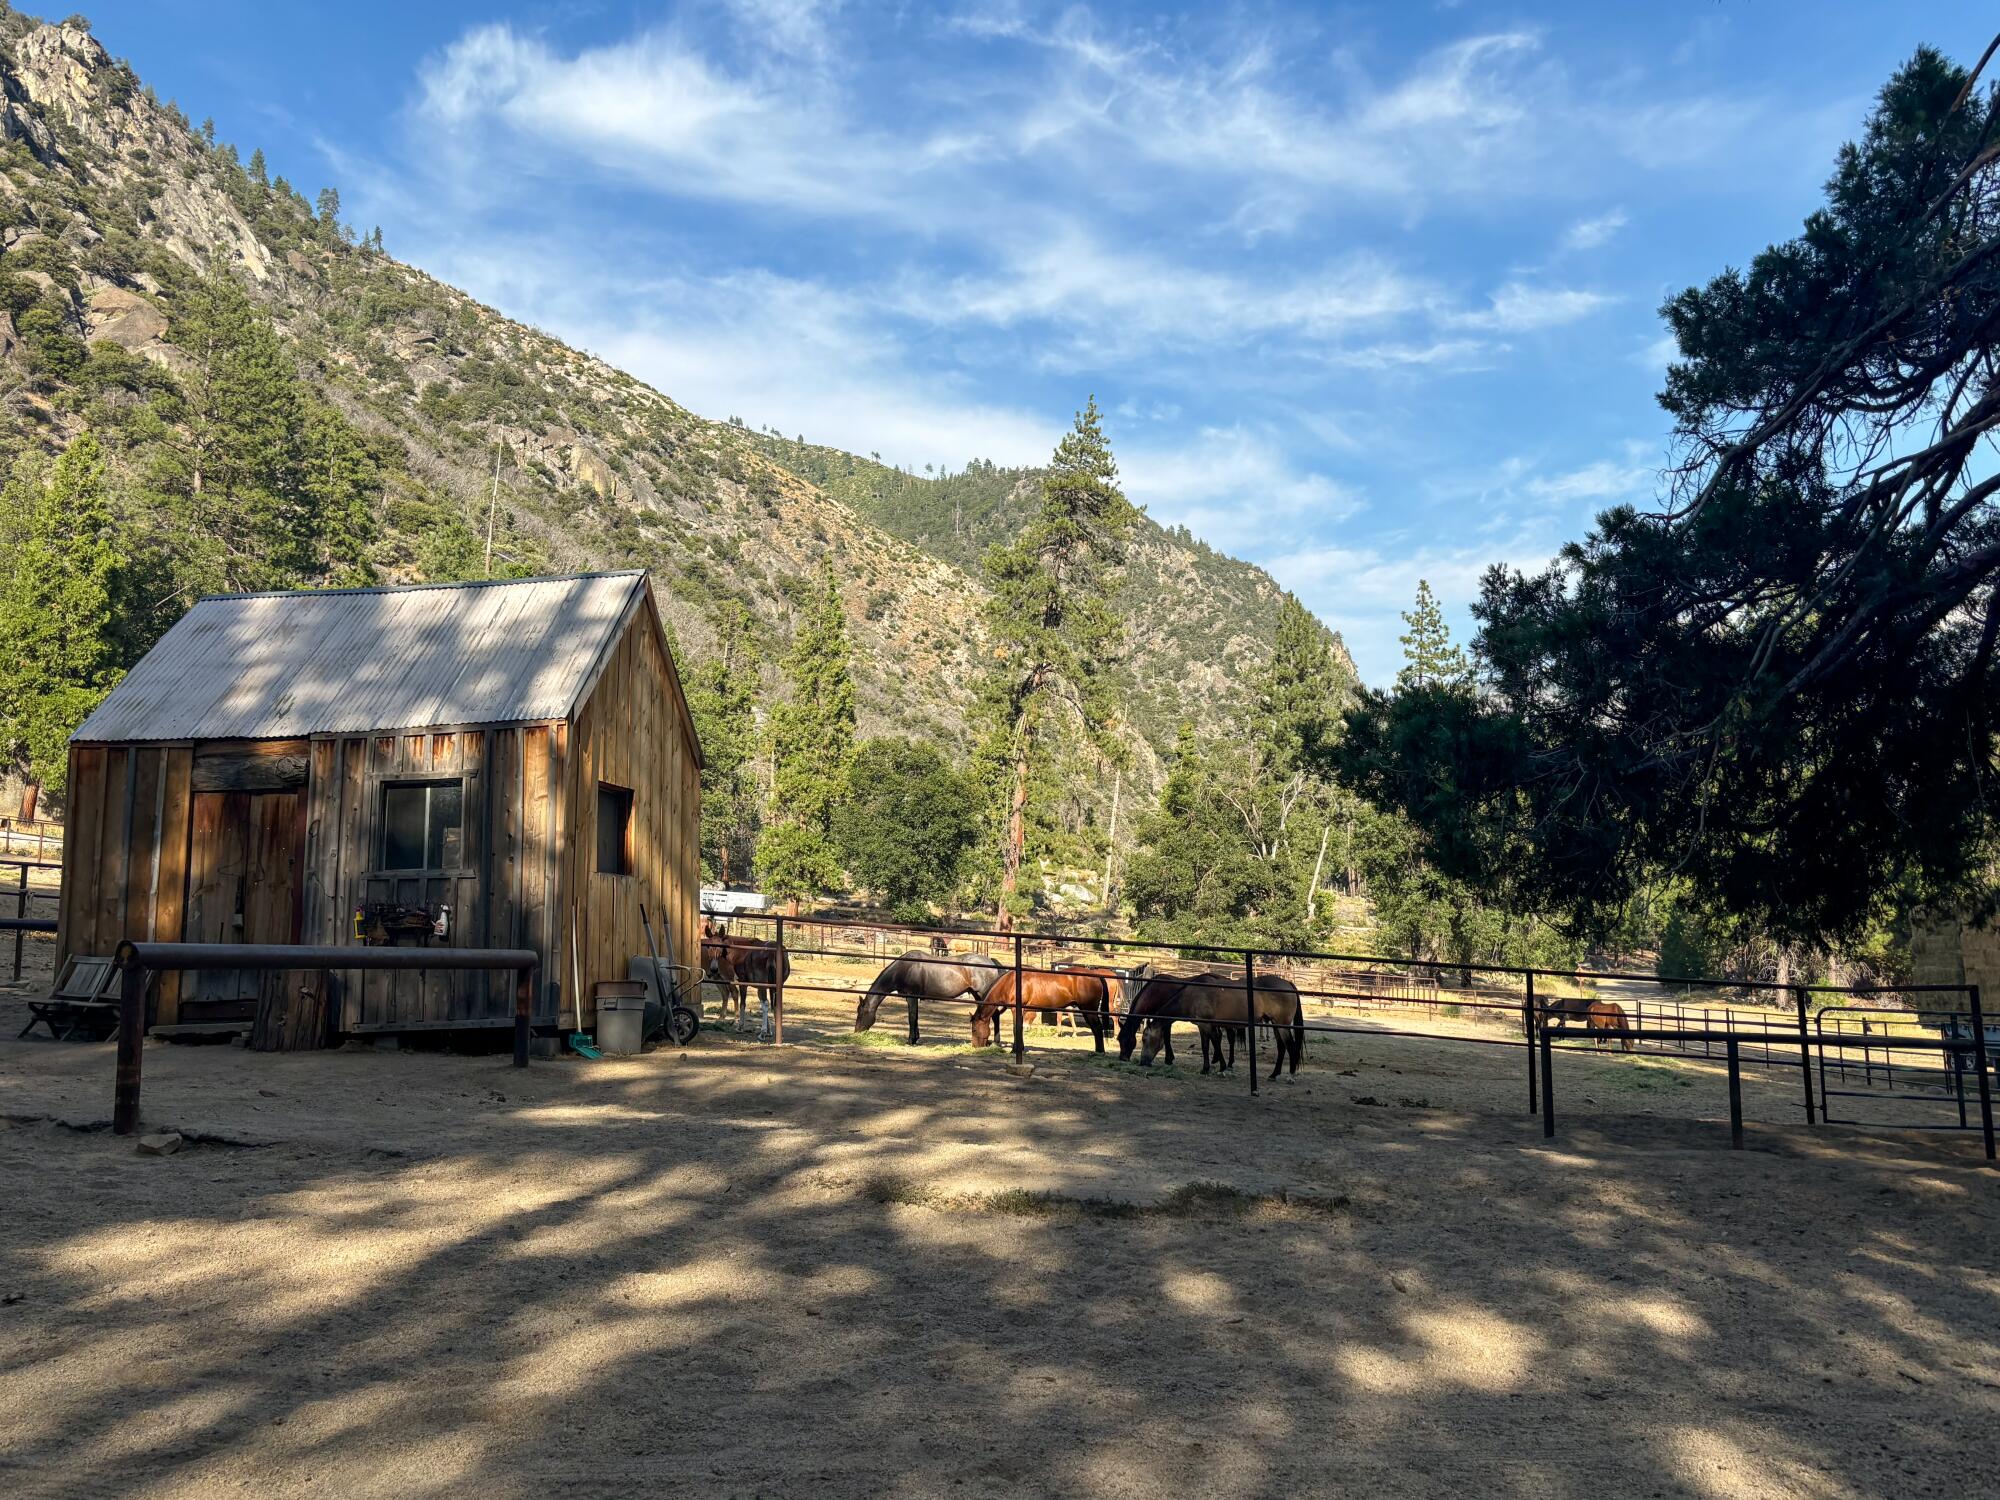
83, 285, 167, 351
136, 1132, 182, 1156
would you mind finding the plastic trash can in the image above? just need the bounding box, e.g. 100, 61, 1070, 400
595, 982, 649, 1055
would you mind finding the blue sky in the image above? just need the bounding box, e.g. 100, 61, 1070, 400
81, 1, 1996, 681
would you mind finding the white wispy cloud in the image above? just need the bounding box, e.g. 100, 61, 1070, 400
1448, 282, 1615, 332
1119, 425, 1366, 553
1560, 207, 1628, 252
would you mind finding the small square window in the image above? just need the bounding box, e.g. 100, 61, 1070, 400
597, 783, 633, 875
382, 781, 464, 871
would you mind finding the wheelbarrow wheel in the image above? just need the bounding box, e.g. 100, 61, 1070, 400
668, 1004, 701, 1047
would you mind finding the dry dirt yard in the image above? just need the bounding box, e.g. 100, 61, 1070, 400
2, 982, 1997, 1500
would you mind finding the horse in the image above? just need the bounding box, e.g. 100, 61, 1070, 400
701, 919, 791, 1039
1583, 1000, 1634, 1052
973, 968, 1114, 1051
855, 950, 1002, 1041
1139, 972, 1305, 1079
1116, 970, 1238, 1065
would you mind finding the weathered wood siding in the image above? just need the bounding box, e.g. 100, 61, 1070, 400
57, 741, 194, 1022
561, 600, 701, 1025
302, 724, 565, 1030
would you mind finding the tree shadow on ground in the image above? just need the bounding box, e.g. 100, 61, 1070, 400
0, 1015, 1996, 1499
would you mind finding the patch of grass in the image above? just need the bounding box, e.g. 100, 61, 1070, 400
825, 1030, 988, 1057
857, 1174, 1349, 1221
1612, 1062, 1697, 1092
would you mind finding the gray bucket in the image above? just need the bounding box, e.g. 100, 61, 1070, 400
596, 992, 648, 1055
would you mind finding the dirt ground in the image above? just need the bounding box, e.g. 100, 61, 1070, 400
3, 971, 1998, 1499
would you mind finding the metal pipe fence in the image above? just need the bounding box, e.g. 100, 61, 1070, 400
4, 857, 61, 982
700, 910, 1996, 1163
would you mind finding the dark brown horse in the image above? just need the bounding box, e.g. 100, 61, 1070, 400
855, 950, 1003, 1040
1140, 973, 1305, 1078
973, 968, 1113, 1051
701, 919, 791, 1038
1116, 970, 1238, 1065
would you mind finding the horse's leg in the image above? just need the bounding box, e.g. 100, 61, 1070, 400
907, 988, 921, 1045
758, 983, 773, 1042
1199, 1021, 1213, 1075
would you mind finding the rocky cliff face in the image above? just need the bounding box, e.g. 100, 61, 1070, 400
0, 10, 1343, 795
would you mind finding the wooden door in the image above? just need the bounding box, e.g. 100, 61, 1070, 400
183, 790, 304, 1019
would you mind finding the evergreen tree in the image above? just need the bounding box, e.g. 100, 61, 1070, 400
247, 147, 267, 187
0, 433, 125, 792
685, 603, 762, 885
758, 575, 855, 909
314, 186, 340, 226
980, 397, 1135, 925
1394, 580, 1468, 692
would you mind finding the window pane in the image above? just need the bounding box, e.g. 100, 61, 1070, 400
597, 784, 631, 875
430, 782, 464, 868
382, 785, 427, 870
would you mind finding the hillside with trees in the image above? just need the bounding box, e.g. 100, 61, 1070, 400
0, 8, 1339, 828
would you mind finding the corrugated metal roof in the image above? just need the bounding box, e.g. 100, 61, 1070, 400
75, 572, 651, 742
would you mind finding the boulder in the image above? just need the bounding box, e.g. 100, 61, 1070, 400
84, 285, 167, 351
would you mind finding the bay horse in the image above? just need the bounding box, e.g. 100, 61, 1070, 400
1583, 1000, 1634, 1052
1116, 970, 1238, 1066
855, 950, 1003, 1040
701, 919, 791, 1039
1139, 972, 1305, 1079
973, 967, 1113, 1051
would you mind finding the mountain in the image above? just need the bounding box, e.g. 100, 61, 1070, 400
0, 10, 1350, 795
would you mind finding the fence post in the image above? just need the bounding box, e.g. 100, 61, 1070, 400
773, 915, 786, 1045
513, 964, 537, 1068
1524, 972, 1538, 1114
1728, 1048, 1744, 1152
113, 953, 145, 1135
1969, 984, 1994, 1163
1012, 933, 1025, 1063
1792, 986, 1816, 1125
12, 862, 25, 984
1243, 950, 1258, 1097
1539, 1005, 1555, 1139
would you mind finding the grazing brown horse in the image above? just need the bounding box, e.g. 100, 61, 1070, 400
1117, 970, 1238, 1065
701, 919, 791, 1038
1140, 973, 1305, 1078
1583, 1000, 1634, 1051
973, 968, 1113, 1051
855, 950, 1003, 1039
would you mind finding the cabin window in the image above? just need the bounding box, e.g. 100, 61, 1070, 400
381, 780, 464, 870
597, 782, 634, 875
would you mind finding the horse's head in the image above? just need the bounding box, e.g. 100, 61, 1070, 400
1138, 1016, 1171, 1067
1117, 974, 1164, 1059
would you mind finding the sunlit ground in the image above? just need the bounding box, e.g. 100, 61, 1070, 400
2, 976, 1995, 1499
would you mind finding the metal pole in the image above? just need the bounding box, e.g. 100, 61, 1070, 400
1969, 984, 1994, 1163
1793, 986, 1816, 1124
1539, 1006, 1555, 1139
1243, 950, 1258, 1096
1012, 934, 1024, 1062
513, 959, 531, 1068
113, 959, 145, 1135
773, 914, 786, 1045
1524, 972, 1537, 1114
12, 863, 24, 983
1726, 1036, 1743, 1150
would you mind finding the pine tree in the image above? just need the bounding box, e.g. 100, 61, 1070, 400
981, 397, 1135, 925
1395, 579, 1468, 691
1257, 593, 1349, 777
248, 147, 267, 187
757, 575, 855, 910
685, 603, 762, 885
0, 433, 126, 792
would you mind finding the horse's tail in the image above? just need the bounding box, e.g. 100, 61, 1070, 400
1288, 989, 1305, 1071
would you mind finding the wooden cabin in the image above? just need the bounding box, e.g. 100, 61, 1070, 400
56, 571, 702, 1045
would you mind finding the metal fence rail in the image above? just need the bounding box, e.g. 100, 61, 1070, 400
701, 911, 1994, 1164
4, 857, 60, 982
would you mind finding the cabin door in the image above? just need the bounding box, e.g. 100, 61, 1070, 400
183, 790, 305, 1021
